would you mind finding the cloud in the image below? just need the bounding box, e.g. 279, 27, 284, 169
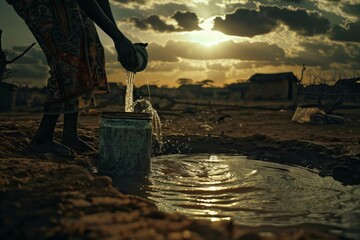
342, 3, 360, 17
9, 63, 49, 79
233, 39, 360, 70
111, 0, 204, 8
213, 6, 331, 37
287, 41, 360, 68
124, 15, 171, 32
151, 3, 190, 17
263, 6, 331, 36
146, 62, 177, 72
234, 61, 283, 69
206, 63, 230, 71
330, 21, 360, 42
281, 0, 303, 3
5, 46, 49, 82
147, 40, 286, 62
147, 43, 179, 62
172, 11, 202, 31
111, 0, 145, 5
123, 11, 201, 32
213, 8, 277, 37
141, 15, 176, 32
144, 61, 206, 73
7, 46, 46, 65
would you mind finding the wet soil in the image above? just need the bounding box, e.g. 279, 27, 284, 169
160, 108, 360, 185
0, 107, 359, 239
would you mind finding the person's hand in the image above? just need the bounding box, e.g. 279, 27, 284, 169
115, 38, 139, 71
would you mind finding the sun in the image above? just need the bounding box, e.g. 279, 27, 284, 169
188, 17, 232, 47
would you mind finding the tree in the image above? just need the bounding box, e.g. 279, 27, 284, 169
294, 64, 306, 108
298, 64, 306, 85
0, 29, 36, 82
197, 79, 214, 88
176, 78, 193, 86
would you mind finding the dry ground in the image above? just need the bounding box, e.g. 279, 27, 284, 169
0, 106, 359, 239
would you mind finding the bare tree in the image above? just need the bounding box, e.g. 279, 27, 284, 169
294, 64, 307, 107
310, 68, 351, 85
0, 29, 36, 82
301, 66, 345, 111
298, 64, 306, 85
304, 67, 356, 86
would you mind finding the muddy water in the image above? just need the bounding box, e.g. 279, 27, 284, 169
112, 154, 360, 238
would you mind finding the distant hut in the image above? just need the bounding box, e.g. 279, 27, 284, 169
335, 77, 360, 104
226, 82, 250, 101
248, 72, 299, 101
335, 77, 360, 93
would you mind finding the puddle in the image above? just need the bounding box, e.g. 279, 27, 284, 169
112, 154, 360, 238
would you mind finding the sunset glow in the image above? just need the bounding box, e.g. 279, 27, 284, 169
193, 17, 232, 47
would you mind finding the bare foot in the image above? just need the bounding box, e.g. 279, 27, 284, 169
61, 137, 95, 153
30, 140, 76, 159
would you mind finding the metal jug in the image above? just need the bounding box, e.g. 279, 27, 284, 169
124, 43, 148, 73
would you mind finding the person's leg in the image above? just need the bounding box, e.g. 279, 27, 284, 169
32, 114, 59, 144
61, 112, 95, 152
30, 114, 76, 157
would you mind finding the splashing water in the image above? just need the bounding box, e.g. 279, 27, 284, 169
125, 71, 136, 112
124, 71, 163, 148
132, 99, 163, 147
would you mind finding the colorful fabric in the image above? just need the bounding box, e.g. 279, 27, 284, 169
7, 0, 110, 114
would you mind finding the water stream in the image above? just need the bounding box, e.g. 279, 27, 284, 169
124, 71, 163, 146
112, 154, 360, 238
125, 71, 136, 112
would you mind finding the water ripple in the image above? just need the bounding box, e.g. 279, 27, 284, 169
113, 154, 360, 238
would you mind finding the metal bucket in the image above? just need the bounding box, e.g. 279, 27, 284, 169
99, 112, 152, 176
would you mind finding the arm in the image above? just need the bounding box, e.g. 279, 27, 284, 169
96, 0, 116, 25
76, 0, 123, 42
76, 0, 137, 69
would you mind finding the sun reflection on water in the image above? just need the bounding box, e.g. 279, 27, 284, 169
113, 154, 360, 236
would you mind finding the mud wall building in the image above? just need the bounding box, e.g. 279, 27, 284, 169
335, 78, 360, 104
248, 72, 299, 101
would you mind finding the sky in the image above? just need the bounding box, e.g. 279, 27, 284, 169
0, 0, 360, 87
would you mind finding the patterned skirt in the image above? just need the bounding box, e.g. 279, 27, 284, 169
7, 0, 110, 114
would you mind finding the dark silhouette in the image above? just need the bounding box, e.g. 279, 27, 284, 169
6, 0, 140, 158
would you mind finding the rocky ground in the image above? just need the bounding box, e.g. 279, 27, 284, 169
0, 107, 359, 239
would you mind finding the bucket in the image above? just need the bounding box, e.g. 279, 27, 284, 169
99, 112, 152, 176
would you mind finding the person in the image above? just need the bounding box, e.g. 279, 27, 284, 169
6, 0, 139, 158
